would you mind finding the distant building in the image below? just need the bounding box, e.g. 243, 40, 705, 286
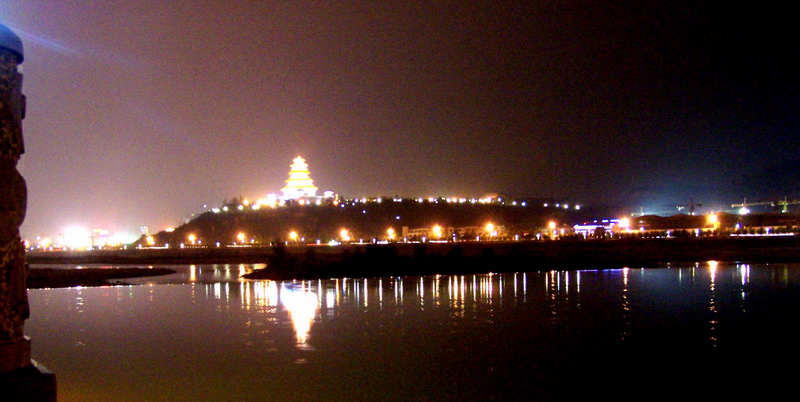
281, 156, 318, 199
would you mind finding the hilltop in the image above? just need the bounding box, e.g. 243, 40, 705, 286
135, 198, 595, 247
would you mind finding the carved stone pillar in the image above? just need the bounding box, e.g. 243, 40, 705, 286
1, 23, 56, 401
0, 23, 29, 374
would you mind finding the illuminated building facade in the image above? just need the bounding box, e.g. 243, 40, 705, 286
281, 156, 318, 199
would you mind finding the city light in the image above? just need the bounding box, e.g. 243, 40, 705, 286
548, 221, 556, 230
386, 227, 396, 240
61, 226, 91, 250
707, 213, 720, 231
237, 232, 246, 244
485, 222, 497, 238
289, 231, 298, 241
339, 228, 351, 242
432, 225, 443, 239
146, 236, 155, 246
618, 218, 630, 230
187, 233, 196, 245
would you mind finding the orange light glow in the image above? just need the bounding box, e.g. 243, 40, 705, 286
432, 225, 443, 238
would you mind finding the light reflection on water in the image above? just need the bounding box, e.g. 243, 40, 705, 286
26, 262, 800, 401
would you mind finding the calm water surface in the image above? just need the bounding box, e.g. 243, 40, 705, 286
26, 262, 800, 400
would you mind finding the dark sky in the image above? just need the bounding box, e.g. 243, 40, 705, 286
2, 1, 798, 238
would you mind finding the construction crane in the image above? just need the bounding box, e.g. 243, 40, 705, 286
676, 198, 702, 215
731, 196, 800, 214
730, 198, 769, 215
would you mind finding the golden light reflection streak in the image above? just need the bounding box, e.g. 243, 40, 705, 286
545, 271, 549, 293
252, 281, 279, 308
472, 275, 477, 303
448, 276, 453, 305
244, 282, 251, 310
498, 275, 503, 306
419, 277, 424, 310
281, 284, 320, 345
547, 271, 557, 325
335, 279, 340, 306
394, 278, 403, 305
434, 275, 440, 306
189, 264, 197, 282
454, 276, 460, 311
707, 260, 719, 348
513, 273, 517, 299
460, 276, 465, 310
556, 270, 560, 293
621, 268, 631, 341
451, 276, 461, 316
488, 275, 493, 304
738, 264, 749, 313
522, 273, 527, 301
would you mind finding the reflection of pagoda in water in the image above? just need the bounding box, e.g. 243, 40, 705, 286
281, 156, 319, 199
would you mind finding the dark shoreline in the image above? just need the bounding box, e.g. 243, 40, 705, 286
27, 268, 175, 289
27, 237, 800, 281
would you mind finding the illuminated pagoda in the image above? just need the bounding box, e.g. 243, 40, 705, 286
281, 156, 318, 199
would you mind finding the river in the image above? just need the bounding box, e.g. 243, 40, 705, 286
26, 262, 800, 400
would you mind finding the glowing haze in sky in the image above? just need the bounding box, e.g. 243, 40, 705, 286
1, 1, 798, 238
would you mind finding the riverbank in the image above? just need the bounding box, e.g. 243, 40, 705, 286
26, 237, 800, 281
27, 268, 175, 289
245, 236, 800, 280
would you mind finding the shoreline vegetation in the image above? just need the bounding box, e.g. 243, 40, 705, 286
27, 237, 800, 283
27, 268, 175, 289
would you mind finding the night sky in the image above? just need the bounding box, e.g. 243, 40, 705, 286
2, 1, 798, 238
